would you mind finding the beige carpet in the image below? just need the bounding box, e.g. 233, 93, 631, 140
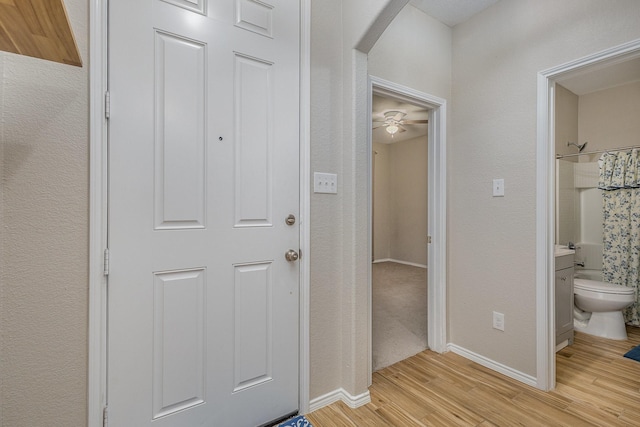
372, 261, 428, 371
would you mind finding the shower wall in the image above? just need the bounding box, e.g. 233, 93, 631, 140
373, 142, 392, 259
556, 160, 603, 269
556, 159, 576, 246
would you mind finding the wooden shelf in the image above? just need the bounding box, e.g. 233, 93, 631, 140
0, 0, 82, 67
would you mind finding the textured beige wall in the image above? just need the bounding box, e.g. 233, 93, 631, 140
310, 0, 449, 400
578, 80, 640, 161
0, 0, 89, 425
373, 143, 391, 260
309, 0, 408, 400
368, 3, 450, 270
368, 4, 452, 101
555, 84, 579, 162
309, 0, 347, 399
334, 0, 411, 398
450, 0, 640, 376
390, 136, 428, 265
373, 137, 428, 265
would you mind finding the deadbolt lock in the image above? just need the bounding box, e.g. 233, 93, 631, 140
285, 214, 296, 226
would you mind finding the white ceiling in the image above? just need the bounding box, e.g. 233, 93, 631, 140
556, 56, 640, 96
409, 0, 499, 27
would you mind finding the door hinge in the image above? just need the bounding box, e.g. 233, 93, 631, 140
103, 248, 110, 276
103, 406, 108, 427
104, 91, 110, 119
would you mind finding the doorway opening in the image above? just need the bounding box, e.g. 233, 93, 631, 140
537, 38, 640, 390
371, 93, 429, 371
367, 76, 448, 379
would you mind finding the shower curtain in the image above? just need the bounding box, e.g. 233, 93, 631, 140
599, 149, 640, 326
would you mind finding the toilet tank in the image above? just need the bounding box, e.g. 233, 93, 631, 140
574, 269, 603, 281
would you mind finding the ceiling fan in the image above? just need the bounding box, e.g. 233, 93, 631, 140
373, 110, 428, 135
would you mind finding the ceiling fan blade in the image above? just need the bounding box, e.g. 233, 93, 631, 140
398, 126, 407, 133
372, 125, 385, 130
393, 112, 404, 121
402, 119, 428, 125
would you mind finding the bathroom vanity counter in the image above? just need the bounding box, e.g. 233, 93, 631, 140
554, 245, 575, 258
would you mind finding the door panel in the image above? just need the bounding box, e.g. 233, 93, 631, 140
153, 31, 206, 230
108, 1, 300, 425
233, 262, 273, 391
152, 268, 206, 419
234, 53, 273, 227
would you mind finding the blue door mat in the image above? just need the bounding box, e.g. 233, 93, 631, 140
279, 415, 313, 427
623, 345, 640, 362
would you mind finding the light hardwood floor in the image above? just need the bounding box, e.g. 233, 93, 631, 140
306, 326, 640, 426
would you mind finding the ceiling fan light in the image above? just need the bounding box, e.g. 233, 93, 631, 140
386, 124, 399, 135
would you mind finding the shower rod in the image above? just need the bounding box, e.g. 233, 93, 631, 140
556, 144, 640, 159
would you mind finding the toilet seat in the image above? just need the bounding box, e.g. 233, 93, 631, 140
574, 278, 635, 295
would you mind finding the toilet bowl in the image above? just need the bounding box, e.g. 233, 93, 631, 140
573, 278, 635, 340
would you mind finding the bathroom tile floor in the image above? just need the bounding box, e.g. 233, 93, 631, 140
307, 326, 640, 426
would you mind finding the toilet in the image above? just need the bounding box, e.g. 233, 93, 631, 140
573, 278, 635, 340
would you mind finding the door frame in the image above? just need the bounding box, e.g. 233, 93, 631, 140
367, 76, 448, 380
87, 1, 312, 425
535, 38, 640, 391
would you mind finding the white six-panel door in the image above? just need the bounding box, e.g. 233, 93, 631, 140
107, 1, 300, 425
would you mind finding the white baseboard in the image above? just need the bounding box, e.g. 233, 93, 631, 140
372, 258, 427, 269
307, 388, 371, 413
447, 343, 537, 388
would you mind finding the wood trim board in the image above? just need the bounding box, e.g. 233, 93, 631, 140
0, 0, 81, 66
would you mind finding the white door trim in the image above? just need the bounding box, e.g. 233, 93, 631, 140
536, 38, 640, 391
298, 0, 311, 415
368, 76, 448, 381
88, 0, 108, 425
88, 1, 312, 424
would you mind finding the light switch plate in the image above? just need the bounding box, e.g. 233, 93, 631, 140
493, 311, 505, 331
314, 172, 338, 194
493, 178, 505, 197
